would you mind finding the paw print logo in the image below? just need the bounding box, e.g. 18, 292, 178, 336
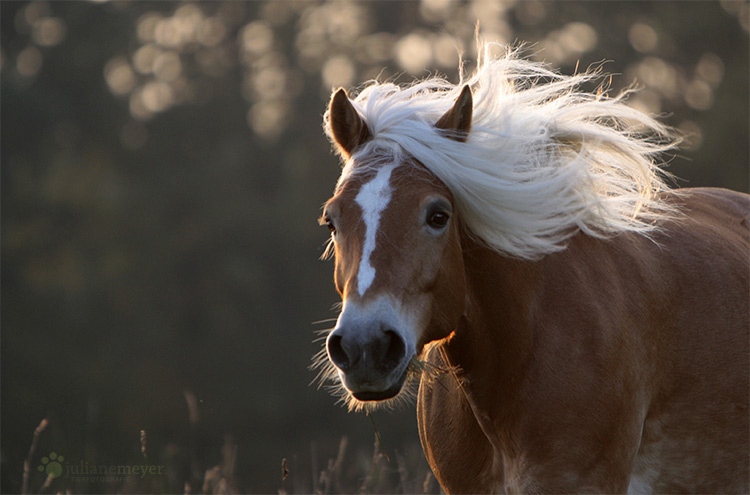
37, 452, 64, 479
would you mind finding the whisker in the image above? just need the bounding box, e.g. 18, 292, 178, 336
309, 347, 338, 389
311, 318, 338, 326
312, 326, 335, 339
309, 347, 331, 370
409, 355, 456, 375
320, 237, 335, 260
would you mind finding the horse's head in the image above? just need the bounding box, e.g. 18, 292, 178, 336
318, 86, 473, 408
315, 46, 681, 410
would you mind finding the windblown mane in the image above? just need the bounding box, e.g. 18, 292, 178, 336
325, 43, 680, 259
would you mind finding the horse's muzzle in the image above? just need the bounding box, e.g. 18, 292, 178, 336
326, 323, 411, 400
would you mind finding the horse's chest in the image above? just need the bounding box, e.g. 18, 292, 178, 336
417, 375, 501, 492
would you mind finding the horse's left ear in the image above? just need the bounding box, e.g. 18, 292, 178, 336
328, 88, 371, 159
435, 85, 473, 142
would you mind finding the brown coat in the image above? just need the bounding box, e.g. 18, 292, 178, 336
418, 188, 749, 493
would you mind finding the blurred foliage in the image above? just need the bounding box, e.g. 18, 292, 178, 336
1, 1, 747, 493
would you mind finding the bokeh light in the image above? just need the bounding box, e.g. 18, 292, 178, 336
396, 32, 433, 75
16, 45, 42, 77
628, 23, 659, 54
87, 1, 746, 146
322, 55, 355, 89
31, 17, 66, 47
541, 22, 598, 65
104, 57, 137, 95
695, 53, 724, 88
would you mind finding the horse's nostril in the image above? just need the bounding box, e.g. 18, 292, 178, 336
382, 330, 406, 368
327, 333, 351, 372
328, 328, 407, 375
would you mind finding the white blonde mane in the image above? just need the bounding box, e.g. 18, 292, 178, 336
325, 43, 679, 259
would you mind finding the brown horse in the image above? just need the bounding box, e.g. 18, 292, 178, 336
315, 46, 749, 493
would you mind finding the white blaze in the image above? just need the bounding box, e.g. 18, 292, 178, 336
354, 164, 398, 297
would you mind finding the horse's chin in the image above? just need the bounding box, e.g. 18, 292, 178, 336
346, 369, 410, 408
351, 381, 404, 402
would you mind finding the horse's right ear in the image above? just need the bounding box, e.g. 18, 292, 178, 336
328, 88, 371, 159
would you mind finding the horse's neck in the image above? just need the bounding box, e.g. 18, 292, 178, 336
444, 235, 540, 409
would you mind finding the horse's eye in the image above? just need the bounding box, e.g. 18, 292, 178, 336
427, 210, 450, 230
325, 217, 336, 235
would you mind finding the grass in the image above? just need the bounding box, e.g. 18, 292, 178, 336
16, 393, 440, 495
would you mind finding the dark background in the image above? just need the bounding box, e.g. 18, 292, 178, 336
2, 1, 747, 493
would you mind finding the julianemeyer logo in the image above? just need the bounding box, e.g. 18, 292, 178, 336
37, 452, 64, 479
37, 451, 164, 483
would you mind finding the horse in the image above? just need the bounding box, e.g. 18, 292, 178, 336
313, 44, 749, 493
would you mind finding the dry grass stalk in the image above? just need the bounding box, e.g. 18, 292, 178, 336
315, 436, 348, 494
202, 435, 240, 495
279, 458, 290, 494
422, 472, 438, 495
39, 473, 54, 493
359, 436, 391, 494
140, 430, 148, 461
395, 451, 409, 492
22, 418, 48, 495
330, 436, 348, 493
184, 390, 202, 485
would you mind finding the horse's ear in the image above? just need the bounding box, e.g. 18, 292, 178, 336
329, 88, 371, 158
435, 85, 473, 142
